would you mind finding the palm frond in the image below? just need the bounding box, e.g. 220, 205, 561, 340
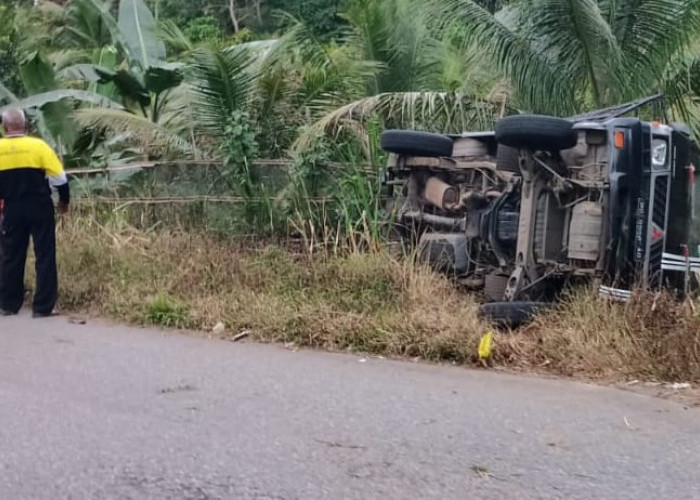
75, 108, 193, 156
602, 0, 700, 78
300, 45, 381, 113
342, 0, 451, 94
660, 45, 700, 137
257, 16, 378, 119
381, 0, 446, 92
295, 91, 505, 151
434, 0, 577, 114
153, 83, 196, 140
158, 19, 194, 54
187, 45, 258, 138
517, 0, 624, 107
342, 0, 393, 95
47, 49, 94, 70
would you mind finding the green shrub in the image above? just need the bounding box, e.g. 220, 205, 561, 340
144, 294, 191, 328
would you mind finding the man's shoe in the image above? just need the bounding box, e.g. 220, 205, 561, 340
0, 309, 18, 316
32, 310, 60, 319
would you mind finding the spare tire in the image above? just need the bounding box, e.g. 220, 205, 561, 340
381, 130, 454, 158
496, 144, 520, 172
495, 115, 577, 151
479, 301, 550, 328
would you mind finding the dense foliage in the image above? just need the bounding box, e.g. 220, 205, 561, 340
0, 3, 23, 96
146, 0, 348, 39
2, 0, 700, 238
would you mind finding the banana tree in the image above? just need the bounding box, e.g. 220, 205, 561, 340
0, 51, 123, 164
1, 0, 186, 160
63, 0, 190, 156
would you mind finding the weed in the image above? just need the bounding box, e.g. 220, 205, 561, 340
143, 294, 191, 328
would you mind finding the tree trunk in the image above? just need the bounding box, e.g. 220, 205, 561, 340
255, 0, 262, 23
229, 0, 240, 33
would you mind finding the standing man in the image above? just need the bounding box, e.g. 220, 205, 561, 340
0, 108, 69, 317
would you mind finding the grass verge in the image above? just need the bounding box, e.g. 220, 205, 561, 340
54, 218, 700, 382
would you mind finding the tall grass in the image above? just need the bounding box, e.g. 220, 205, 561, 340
52, 217, 700, 382
56, 218, 488, 362
72, 155, 384, 246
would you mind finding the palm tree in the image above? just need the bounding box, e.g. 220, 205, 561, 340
435, 0, 700, 121
284, 0, 504, 151
187, 44, 259, 145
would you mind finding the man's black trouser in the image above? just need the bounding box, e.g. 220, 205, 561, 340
0, 197, 57, 315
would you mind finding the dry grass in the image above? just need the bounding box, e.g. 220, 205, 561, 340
55, 217, 488, 363
521, 291, 700, 381
52, 218, 700, 382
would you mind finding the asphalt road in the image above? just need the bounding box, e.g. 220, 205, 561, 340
1, 314, 700, 500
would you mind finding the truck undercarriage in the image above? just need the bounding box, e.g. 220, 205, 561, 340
381, 95, 700, 325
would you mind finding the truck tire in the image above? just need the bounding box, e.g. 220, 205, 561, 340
496, 145, 520, 172
381, 130, 454, 158
495, 115, 577, 151
479, 301, 550, 328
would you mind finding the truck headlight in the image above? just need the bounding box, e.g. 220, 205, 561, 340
652, 139, 667, 167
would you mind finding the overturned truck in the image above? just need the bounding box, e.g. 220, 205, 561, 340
381, 95, 700, 325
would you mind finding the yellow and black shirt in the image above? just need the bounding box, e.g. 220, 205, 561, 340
0, 136, 69, 204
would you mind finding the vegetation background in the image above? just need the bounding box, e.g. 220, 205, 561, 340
3, 0, 700, 381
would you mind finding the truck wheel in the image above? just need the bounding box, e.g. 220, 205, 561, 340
495, 115, 577, 151
380, 130, 454, 157
496, 145, 520, 172
479, 301, 550, 328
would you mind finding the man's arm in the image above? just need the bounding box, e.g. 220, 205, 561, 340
40, 141, 70, 211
